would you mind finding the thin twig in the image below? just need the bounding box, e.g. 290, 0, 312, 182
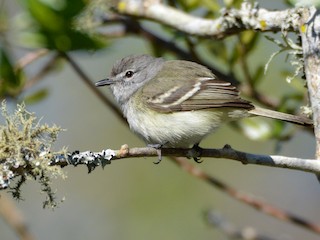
171, 157, 320, 235
237, 35, 279, 108
16, 49, 49, 69
22, 53, 60, 91
59, 52, 125, 121
0, 194, 35, 240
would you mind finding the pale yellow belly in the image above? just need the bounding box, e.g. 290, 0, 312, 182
126, 108, 224, 147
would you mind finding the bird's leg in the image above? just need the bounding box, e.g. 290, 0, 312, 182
187, 143, 203, 163
147, 142, 168, 164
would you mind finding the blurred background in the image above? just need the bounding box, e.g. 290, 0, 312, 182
1, 0, 319, 239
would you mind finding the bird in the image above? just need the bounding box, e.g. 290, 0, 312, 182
96, 54, 312, 162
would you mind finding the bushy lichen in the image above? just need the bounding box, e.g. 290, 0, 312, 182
0, 102, 66, 208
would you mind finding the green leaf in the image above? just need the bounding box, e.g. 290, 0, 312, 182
288, 0, 320, 7
54, 0, 87, 20
228, 44, 240, 67
65, 30, 105, 50
177, 0, 220, 12
18, 0, 104, 51
0, 48, 24, 97
23, 88, 49, 104
223, 0, 245, 8
25, 0, 65, 32
207, 40, 228, 61
0, 48, 18, 86
252, 66, 264, 85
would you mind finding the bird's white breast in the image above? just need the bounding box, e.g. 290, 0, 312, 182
122, 98, 227, 147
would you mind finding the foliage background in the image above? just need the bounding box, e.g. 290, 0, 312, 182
0, 0, 319, 239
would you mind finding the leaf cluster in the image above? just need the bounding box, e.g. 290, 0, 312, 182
18, 0, 104, 51
0, 0, 107, 103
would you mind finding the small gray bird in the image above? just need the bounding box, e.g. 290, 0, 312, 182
96, 54, 312, 152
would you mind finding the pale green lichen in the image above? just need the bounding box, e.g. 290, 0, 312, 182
0, 102, 66, 208
264, 34, 303, 84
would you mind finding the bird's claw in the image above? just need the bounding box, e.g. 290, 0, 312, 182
193, 156, 203, 163
187, 144, 203, 163
147, 143, 166, 164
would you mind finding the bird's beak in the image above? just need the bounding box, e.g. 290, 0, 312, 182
95, 78, 115, 87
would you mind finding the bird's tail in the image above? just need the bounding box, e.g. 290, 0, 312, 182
249, 107, 313, 127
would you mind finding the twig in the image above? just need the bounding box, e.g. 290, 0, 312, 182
237, 35, 279, 108
0, 194, 35, 240
16, 49, 49, 69
22, 53, 60, 91
59, 52, 125, 121
171, 157, 320, 235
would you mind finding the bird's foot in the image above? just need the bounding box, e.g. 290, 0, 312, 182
147, 143, 167, 164
187, 144, 203, 163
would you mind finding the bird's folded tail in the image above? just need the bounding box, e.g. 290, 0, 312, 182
249, 107, 313, 127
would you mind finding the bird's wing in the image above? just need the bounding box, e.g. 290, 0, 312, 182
141, 60, 253, 113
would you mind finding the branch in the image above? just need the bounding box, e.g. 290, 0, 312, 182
171, 157, 320, 234
50, 145, 320, 175
116, 1, 303, 38
0, 194, 35, 240
16, 49, 49, 69
59, 52, 125, 122
48, 147, 320, 234
22, 53, 60, 91
300, 8, 320, 158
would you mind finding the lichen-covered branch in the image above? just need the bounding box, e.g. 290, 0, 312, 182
0, 103, 65, 208
48, 144, 320, 175
116, 0, 303, 38
50, 146, 320, 234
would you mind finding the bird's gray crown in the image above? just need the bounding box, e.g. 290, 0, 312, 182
111, 54, 159, 77
108, 54, 165, 104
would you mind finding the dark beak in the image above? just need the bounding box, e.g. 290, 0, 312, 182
95, 78, 115, 87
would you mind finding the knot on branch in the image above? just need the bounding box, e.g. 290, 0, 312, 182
119, 144, 129, 157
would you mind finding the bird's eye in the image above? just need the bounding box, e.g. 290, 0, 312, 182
125, 70, 134, 78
